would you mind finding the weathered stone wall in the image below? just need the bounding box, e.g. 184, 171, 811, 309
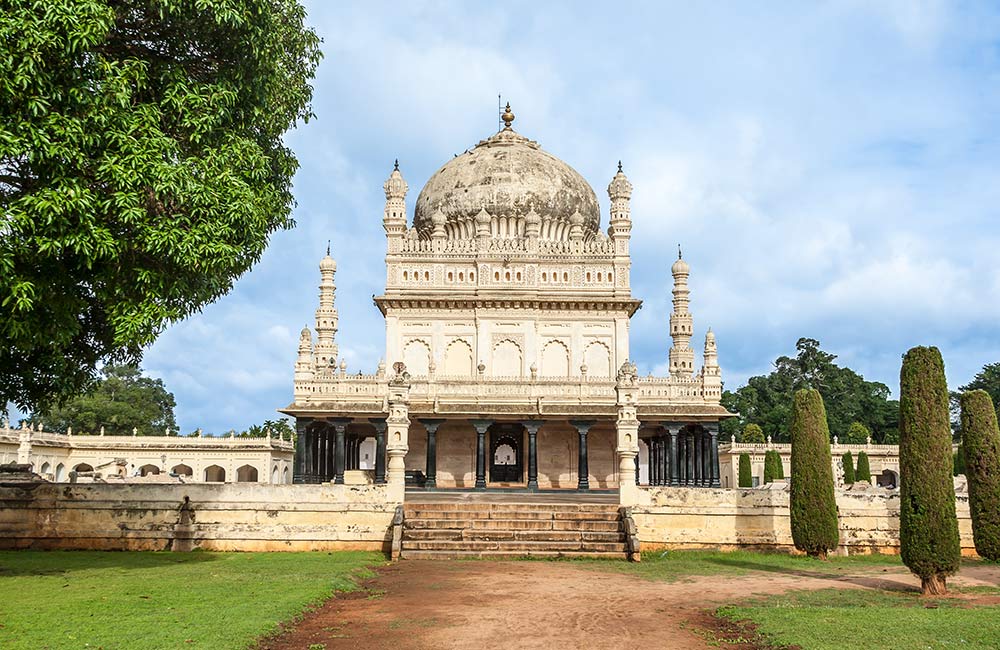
0, 482, 397, 552
633, 485, 975, 554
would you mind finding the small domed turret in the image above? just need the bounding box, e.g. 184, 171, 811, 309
671, 245, 689, 275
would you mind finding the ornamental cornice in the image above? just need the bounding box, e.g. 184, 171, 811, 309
373, 296, 642, 317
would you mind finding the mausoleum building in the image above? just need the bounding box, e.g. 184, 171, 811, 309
282, 106, 732, 504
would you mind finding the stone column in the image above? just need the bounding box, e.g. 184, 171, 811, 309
524, 420, 543, 490
369, 418, 387, 484
686, 430, 695, 486
570, 420, 595, 491
420, 419, 444, 489
293, 418, 312, 484
702, 429, 711, 487
649, 438, 658, 486
708, 423, 721, 488
665, 424, 681, 486
332, 419, 350, 484
693, 429, 702, 486
471, 419, 491, 489
319, 427, 329, 481
614, 361, 640, 504
386, 366, 411, 501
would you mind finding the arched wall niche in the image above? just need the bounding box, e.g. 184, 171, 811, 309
403, 339, 431, 376
491, 339, 522, 377
443, 339, 474, 376
540, 339, 570, 377
584, 340, 612, 377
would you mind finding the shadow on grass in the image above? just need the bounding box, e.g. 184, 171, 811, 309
703, 556, 917, 592
0, 549, 221, 577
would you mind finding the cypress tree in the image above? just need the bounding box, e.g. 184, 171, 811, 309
960, 390, 1000, 561
764, 450, 784, 483
738, 453, 753, 488
899, 346, 960, 595
856, 451, 871, 483
842, 451, 855, 485
789, 389, 839, 558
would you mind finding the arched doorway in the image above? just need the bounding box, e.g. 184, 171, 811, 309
139, 464, 160, 476
877, 469, 898, 489
490, 425, 523, 483
236, 465, 258, 482
204, 465, 226, 482
55, 463, 66, 481
73, 463, 94, 473
171, 464, 193, 477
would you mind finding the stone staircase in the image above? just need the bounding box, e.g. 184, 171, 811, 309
399, 502, 632, 559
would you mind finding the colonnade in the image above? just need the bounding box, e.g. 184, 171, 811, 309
293, 418, 386, 485
644, 423, 720, 487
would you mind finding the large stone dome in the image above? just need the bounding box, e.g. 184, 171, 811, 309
413, 121, 600, 237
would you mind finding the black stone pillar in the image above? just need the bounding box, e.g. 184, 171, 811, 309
420, 419, 444, 489
471, 419, 491, 489
635, 451, 640, 486
310, 427, 320, 483
702, 430, 711, 487
708, 424, 721, 488
293, 418, 312, 484
693, 430, 702, 486
666, 425, 680, 486
686, 430, 695, 486
570, 420, 594, 490
658, 436, 668, 486
332, 419, 350, 485
679, 431, 687, 485
647, 439, 655, 486
370, 419, 387, 484
524, 420, 543, 490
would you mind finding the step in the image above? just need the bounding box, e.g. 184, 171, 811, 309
400, 550, 627, 560
403, 502, 618, 513
401, 539, 627, 553
404, 508, 620, 522
402, 528, 625, 543
404, 518, 622, 532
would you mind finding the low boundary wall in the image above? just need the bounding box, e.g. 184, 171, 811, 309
633, 485, 975, 554
0, 482, 398, 552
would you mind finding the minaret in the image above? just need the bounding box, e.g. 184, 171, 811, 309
701, 328, 722, 400
668, 246, 695, 378
383, 160, 408, 253
608, 162, 633, 297
314, 245, 339, 369
295, 326, 314, 382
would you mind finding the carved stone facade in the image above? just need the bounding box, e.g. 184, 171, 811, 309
283, 108, 733, 504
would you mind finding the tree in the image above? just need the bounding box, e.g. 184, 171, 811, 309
842, 452, 855, 484
763, 451, 776, 484
953, 448, 966, 476
960, 390, 1000, 561
899, 346, 960, 595
0, 1, 322, 411
789, 389, 839, 559
845, 421, 870, 444
855, 451, 871, 483
742, 423, 765, 444
35, 364, 176, 436
238, 417, 295, 439
738, 453, 752, 488
722, 338, 899, 443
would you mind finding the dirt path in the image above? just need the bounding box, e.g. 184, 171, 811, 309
260, 561, 1000, 650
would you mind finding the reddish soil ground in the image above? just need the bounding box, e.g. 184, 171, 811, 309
259, 561, 1000, 650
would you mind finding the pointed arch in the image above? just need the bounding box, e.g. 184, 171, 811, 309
540, 340, 570, 377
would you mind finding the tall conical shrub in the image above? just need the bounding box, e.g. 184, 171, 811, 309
763, 450, 779, 484
856, 451, 871, 483
775, 452, 785, 479
789, 389, 839, 558
899, 346, 960, 595
960, 390, 1000, 561
738, 453, 752, 488
842, 451, 855, 485
953, 447, 966, 476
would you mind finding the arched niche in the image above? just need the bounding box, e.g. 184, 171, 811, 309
541, 340, 570, 377
584, 341, 612, 377
443, 339, 474, 376
403, 339, 431, 376
491, 339, 522, 377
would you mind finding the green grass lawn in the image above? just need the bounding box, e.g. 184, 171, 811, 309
581, 549, 905, 582
0, 550, 384, 650
718, 587, 1000, 650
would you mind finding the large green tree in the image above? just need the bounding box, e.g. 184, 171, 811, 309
789, 389, 839, 559
959, 390, 1000, 561
721, 338, 899, 443
899, 346, 960, 595
952, 362, 1000, 436
34, 364, 177, 436
0, 1, 321, 411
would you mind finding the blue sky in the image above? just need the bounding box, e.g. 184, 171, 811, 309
136, 1, 1000, 434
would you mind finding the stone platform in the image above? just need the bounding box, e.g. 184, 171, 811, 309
405, 489, 618, 505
